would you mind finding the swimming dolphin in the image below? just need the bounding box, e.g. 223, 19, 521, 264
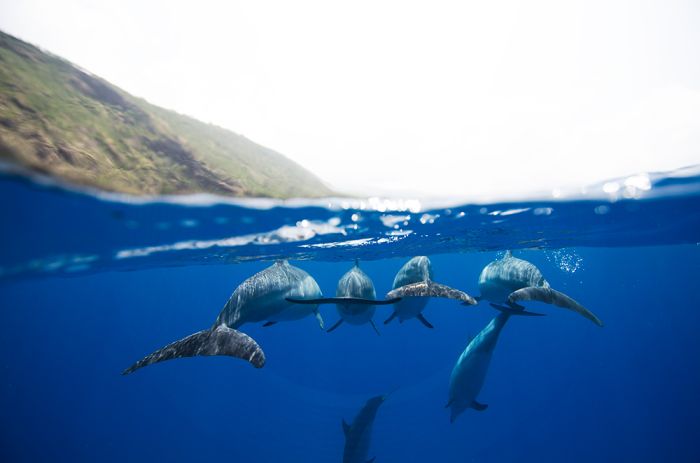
446, 312, 509, 423
287, 260, 396, 335
342, 393, 389, 463
122, 260, 323, 375
384, 256, 477, 328
478, 251, 603, 326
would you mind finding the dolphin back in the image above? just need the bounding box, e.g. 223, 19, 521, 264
387, 280, 477, 305
508, 286, 604, 326
216, 260, 322, 327
392, 256, 433, 289
337, 264, 376, 300
122, 325, 265, 375
343, 395, 386, 463
478, 254, 548, 301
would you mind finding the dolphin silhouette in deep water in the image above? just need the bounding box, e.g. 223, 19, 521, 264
122, 260, 324, 375
479, 251, 603, 326
342, 393, 390, 463
446, 312, 510, 423
286, 259, 396, 335
383, 256, 477, 328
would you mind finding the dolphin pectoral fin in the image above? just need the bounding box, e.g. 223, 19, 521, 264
387, 281, 477, 305
342, 419, 351, 436
508, 287, 604, 327
315, 310, 325, 330
262, 321, 277, 327
416, 313, 434, 329
384, 311, 398, 325
489, 303, 546, 317
326, 319, 344, 333
121, 325, 265, 375
471, 400, 488, 411
369, 319, 381, 336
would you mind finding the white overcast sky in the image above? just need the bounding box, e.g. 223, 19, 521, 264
1, 0, 699, 198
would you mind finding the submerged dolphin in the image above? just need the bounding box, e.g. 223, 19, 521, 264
287, 260, 396, 335
446, 312, 510, 423
342, 393, 389, 463
122, 260, 323, 374
478, 251, 603, 326
384, 256, 477, 328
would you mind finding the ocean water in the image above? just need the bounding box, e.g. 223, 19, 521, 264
1, 169, 699, 462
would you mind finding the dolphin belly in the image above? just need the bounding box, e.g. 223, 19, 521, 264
338, 303, 376, 325
447, 313, 510, 422
448, 350, 492, 419
393, 297, 429, 321
478, 279, 520, 304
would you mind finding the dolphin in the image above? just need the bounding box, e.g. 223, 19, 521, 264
342, 393, 389, 463
122, 260, 323, 375
478, 251, 603, 326
383, 256, 477, 328
287, 260, 396, 335
446, 312, 509, 423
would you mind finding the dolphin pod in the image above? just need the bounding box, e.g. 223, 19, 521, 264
123, 252, 603, 436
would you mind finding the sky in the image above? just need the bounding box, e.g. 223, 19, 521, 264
1, 0, 699, 199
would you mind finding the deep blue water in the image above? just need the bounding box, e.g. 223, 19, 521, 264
1, 170, 700, 462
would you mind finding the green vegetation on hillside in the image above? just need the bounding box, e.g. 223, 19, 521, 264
0, 31, 333, 198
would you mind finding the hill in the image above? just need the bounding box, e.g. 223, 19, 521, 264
0, 31, 333, 198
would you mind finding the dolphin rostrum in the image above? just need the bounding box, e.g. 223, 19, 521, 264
478, 251, 603, 326
122, 260, 324, 375
384, 256, 477, 328
446, 312, 510, 423
342, 393, 389, 463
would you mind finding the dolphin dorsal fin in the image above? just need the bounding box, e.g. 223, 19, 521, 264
342, 419, 351, 436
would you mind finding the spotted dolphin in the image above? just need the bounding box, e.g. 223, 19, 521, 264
286, 260, 399, 335
446, 312, 509, 423
479, 251, 603, 326
342, 393, 389, 463
384, 256, 477, 328
122, 260, 323, 374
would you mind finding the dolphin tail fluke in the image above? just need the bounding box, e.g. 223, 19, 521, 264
489, 303, 546, 317
384, 311, 398, 325
121, 325, 265, 375
507, 287, 604, 326
326, 319, 344, 333
416, 313, 434, 329
369, 319, 381, 336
